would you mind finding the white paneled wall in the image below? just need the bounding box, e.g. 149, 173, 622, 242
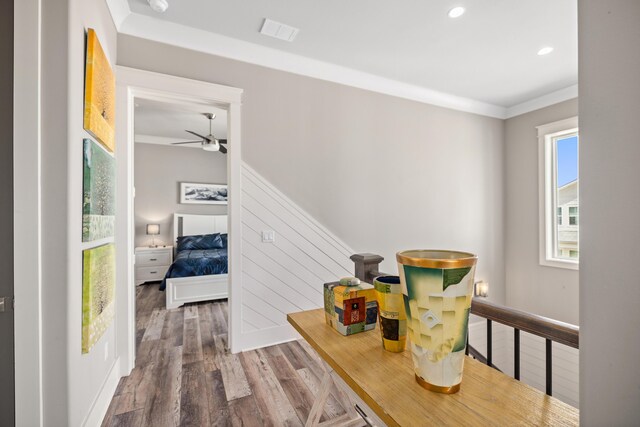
238, 164, 354, 349
468, 320, 579, 408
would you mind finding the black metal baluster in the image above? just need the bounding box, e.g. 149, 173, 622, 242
546, 339, 552, 396
514, 329, 521, 380
465, 335, 469, 356
487, 319, 492, 367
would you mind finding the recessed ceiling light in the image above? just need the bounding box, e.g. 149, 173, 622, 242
538, 47, 554, 56
448, 7, 466, 18
148, 0, 169, 13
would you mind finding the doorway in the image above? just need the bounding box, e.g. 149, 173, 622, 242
115, 67, 243, 377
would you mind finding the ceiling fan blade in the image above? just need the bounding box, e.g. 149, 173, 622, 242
171, 140, 202, 145
218, 139, 227, 145
219, 144, 228, 154
185, 130, 211, 141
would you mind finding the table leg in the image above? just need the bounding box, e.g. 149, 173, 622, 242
305, 360, 366, 427
305, 372, 334, 427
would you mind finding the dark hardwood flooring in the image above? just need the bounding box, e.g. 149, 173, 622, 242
102, 283, 346, 427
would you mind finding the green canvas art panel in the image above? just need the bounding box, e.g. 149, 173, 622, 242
82, 243, 115, 354
83, 138, 115, 241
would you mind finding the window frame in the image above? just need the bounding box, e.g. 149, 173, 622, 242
537, 117, 579, 270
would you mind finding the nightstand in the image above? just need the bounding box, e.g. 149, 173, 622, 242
135, 246, 173, 285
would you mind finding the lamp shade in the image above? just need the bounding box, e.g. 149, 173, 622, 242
146, 224, 160, 235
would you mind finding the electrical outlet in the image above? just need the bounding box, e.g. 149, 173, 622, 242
104, 342, 109, 361
262, 230, 275, 243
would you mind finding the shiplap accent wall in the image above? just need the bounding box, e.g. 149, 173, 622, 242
469, 321, 579, 408
238, 164, 355, 349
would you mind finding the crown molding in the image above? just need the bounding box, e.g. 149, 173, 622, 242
506, 85, 578, 119
112, 10, 507, 118
134, 134, 202, 147
106, 2, 576, 120
106, 0, 130, 30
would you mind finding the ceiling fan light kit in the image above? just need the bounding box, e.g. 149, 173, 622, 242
171, 112, 228, 153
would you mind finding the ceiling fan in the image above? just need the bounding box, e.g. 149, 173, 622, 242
171, 113, 228, 153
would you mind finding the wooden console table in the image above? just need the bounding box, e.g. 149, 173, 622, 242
288, 309, 579, 427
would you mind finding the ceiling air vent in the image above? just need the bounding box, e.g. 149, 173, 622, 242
260, 18, 299, 42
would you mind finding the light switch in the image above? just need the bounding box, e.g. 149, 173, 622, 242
262, 230, 275, 243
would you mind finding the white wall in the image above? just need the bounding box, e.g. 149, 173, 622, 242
504, 99, 579, 324
134, 143, 227, 247
579, 1, 640, 425
238, 164, 355, 348
38, 0, 119, 424
117, 35, 506, 312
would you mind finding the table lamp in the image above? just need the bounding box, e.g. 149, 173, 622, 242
146, 224, 160, 248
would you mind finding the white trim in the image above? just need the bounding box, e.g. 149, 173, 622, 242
115, 67, 244, 372
106, 5, 580, 119
537, 117, 579, 270
135, 133, 202, 147
81, 358, 121, 427
235, 325, 300, 353
105, 0, 130, 30
115, 12, 507, 119
14, 0, 43, 425
506, 85, 579, 119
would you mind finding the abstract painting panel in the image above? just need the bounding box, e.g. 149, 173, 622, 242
82, 243, 115, 354
83, 138, 115, 241
84, 28, 115, 152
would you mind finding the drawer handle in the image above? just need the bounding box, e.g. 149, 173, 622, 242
149, 271, 157, 274
149, 258, 157, 261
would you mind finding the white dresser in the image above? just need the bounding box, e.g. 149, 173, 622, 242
135, 246, 173, 285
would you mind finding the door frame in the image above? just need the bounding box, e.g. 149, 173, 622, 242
14, 0, 42, 425
115, 67, 243, 374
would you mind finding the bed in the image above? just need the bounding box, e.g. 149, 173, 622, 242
164, 213, 229, 309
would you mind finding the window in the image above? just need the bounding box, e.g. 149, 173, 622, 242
569, 206, 578, 225
557, 207, 562, 225
538, 117, 579, 269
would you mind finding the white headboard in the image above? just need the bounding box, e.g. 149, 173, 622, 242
173, 213, 228, 243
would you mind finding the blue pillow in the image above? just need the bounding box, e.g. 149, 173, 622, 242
177, 233, 224, 251
220, 233, 228, 248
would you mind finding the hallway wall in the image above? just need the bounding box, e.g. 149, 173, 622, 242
504, 99, 579, 324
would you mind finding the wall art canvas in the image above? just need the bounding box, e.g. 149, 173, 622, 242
180, 182, 228, 205
82, 243, 115, 354
83, 138, 115, 242
84, 28, 115, 152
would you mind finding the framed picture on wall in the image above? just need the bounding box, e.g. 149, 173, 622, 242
180, 182, 228, 205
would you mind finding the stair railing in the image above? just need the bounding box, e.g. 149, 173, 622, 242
350, 253, 579, 396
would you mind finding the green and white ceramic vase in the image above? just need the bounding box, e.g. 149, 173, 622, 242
396, 250, 477, 394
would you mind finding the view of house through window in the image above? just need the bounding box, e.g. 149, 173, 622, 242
554, 133, 579, 260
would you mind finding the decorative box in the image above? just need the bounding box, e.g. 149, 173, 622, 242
323, 281, 378, 335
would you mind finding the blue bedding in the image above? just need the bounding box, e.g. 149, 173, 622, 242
160, 247, 228, 291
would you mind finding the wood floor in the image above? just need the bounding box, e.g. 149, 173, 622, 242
102, 283, 347, 427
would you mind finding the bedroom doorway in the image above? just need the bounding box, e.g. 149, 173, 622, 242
115, 68, 243, 378
132, 98, 231, 345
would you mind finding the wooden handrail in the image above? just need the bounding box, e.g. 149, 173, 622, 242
470, 298, 579, 349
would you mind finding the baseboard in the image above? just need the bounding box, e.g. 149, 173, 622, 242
82, 357, 121, 427
233, 324, 301, 353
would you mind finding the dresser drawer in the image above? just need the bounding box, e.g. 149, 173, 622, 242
136, 251, 172, 267
136, 265, 169, 282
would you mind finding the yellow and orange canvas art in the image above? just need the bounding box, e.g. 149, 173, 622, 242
84, 29, 115, 152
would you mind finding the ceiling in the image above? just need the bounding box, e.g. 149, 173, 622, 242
134, 98, 228, 146
123, 0, 577, 110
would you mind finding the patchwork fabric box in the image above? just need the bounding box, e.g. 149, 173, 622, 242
323, 281, 378, 335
